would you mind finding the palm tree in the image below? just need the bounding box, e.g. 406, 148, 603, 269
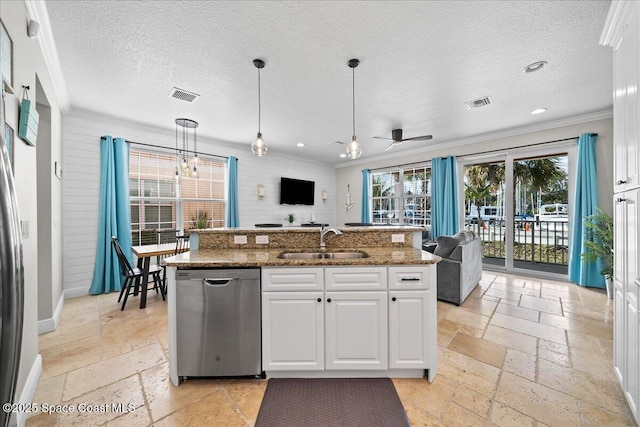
465, 163, 505, 221
514, 158, 567, 213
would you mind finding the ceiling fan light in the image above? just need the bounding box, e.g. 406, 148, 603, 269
252, 132, 268, 156
346, 135, 362, 159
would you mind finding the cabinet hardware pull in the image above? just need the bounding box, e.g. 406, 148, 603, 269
327, 298, 332, 303
392, 297, 397, 302
616, 198, 627, 203
317, 298, 322, 302
400, 277, 420, 281
617, 179, 628, 185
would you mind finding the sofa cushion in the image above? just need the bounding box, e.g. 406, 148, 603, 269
433, 234, 466, 258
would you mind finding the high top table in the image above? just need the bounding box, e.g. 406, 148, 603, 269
131, 243, 188, 308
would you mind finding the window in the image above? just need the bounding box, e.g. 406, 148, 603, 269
371, 165, 431, 226
129, 149, 225, 245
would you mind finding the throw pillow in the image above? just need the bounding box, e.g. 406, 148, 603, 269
433, 235, 461, 258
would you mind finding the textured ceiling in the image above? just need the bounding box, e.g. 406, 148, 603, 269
45, 0, 613, 164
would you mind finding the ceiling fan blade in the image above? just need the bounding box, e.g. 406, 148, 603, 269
374, 136, 394, 141
401, 135, 433, 142
384, 142, 400, 151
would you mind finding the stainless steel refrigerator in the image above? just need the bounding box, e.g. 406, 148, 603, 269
0, 88, 25, 427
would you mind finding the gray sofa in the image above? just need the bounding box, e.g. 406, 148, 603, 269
424, 231, 483, 305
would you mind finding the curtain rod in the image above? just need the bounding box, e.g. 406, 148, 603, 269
124, 139, 229, 160
367, 133, 597, 172
462, 133, 597, 159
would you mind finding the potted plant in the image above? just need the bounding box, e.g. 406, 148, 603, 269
285, 213, 295, 225
580, 207, 613, 299
192, 211, 211, 229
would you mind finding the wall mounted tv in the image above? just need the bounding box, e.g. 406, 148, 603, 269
280, 177, 315, 205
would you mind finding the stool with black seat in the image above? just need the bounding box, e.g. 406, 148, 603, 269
111, 236, 165, 310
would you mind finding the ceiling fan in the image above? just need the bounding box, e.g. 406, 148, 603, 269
374, 129, 433, 151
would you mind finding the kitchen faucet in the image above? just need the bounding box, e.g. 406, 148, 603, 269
320, 226, 343, 248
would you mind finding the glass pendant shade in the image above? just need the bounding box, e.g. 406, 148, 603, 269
252, 132, 268, 156
346, 135, 362, 159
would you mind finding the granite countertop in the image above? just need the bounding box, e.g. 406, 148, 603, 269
165, 247, 441, 268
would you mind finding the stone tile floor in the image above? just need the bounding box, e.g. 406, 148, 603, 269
27, 271, 637, 426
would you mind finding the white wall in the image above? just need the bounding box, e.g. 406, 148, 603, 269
335, 116, 614, 225
1, 0, 64, 414
62, 109, 336, 296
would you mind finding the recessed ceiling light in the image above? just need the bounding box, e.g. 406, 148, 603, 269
523, 61, 547, 73
339, 153, 347, 158
531, 108, 547, 115
297, 142, 305, 147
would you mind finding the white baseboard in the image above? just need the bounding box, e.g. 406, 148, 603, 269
64, 286, 90, 299
13, 354, 42, 427
37, 293, 65, 335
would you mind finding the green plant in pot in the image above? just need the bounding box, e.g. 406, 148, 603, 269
192, 211, 211, 229
580, 207, 613, 298
286, 213, 295, 224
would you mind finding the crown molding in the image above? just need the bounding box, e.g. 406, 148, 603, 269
25, 0, 71, 114
335, 109, 613, 169
599, 0, 634, 50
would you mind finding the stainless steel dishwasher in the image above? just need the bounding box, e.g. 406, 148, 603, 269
175, 268, 262, 378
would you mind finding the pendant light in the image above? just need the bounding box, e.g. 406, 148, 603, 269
175, 118, 199, 180
346, 58, 362, 159
251, 59, 268, 156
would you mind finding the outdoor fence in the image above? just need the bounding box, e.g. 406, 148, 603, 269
464, 219, 569, 269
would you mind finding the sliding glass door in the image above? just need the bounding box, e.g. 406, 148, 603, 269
460, 145, 574, 277
463, 160, 506, 267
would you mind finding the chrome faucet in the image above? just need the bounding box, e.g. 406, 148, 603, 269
320, 226, 343, 249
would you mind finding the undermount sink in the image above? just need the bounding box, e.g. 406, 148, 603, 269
278, 251, 369, 260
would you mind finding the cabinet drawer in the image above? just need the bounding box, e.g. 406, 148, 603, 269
324, 267, 387, 291
262, 267, 324, 291
388, 266, 431, 290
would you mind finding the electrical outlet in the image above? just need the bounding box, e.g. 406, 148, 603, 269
391, 233, 405, 243
233, 235, 248, 244
255, 235, 269, 244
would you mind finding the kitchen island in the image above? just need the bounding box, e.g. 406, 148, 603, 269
164, 226, 440, 386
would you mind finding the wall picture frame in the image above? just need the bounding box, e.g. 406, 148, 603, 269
0, 19, 13, 93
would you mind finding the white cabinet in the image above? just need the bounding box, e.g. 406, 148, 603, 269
389, 290, 429, 369
325, 291, 388, 370
262, 292, 324, 371
603, 1, 640, 422
261, 265, 437, 379
612, 4, 640, 193
388, 266, 436, 374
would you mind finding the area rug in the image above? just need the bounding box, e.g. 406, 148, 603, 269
254, 378, 411, 427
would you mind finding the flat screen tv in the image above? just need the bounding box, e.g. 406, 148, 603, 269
280, 177, 315, 205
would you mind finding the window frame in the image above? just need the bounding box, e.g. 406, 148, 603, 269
370, 163, 431, 226
129, 147, 226, 245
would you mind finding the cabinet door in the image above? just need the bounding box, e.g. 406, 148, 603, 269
388, 266, 431, 290
325, 267, 387, 291
614, 285, 625, 384
613, 7, 639, 193
262, 267, 323, 291
324, 291, 388, 370
389, 291, 430, 369
262, 292, 324, 371
624, 286, 639, 418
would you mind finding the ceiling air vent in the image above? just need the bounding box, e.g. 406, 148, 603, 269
465, 96, 492, 110
169, 87, 200, 103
